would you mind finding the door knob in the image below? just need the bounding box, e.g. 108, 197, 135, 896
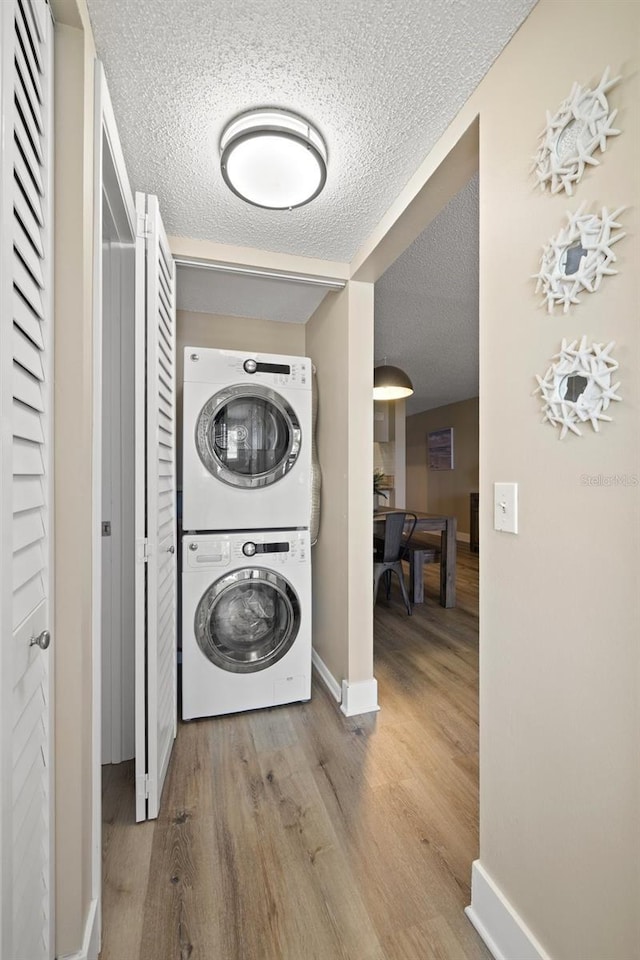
30, 629, 51, 650
168, 545, 175, 554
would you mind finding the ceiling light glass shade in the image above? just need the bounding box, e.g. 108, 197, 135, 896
220, 109, 328, 210
373, 364, 414, 400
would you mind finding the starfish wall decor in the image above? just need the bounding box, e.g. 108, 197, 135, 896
534, 205, 626, 314
534, 336, 622, 439
532, 66, 621, 196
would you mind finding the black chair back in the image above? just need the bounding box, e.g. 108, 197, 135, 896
381, 512, 417, 563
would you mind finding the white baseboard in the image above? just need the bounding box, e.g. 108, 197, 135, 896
340, 678, 380, 716
458, 531, 470, 544
311, 652, 380, 717
59, 897, 100, 960
465, 861, 551, 960
312, 649, 342, 702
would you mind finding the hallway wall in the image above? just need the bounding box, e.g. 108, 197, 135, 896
52, 1, 97, 954
473, 6, 639, 954
305, 282, 375, 690
353, 0, 640, 955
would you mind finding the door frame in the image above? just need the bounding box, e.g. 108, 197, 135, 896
91, 59, 136, 946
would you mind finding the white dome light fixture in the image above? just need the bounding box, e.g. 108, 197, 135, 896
220, 108, 328, 210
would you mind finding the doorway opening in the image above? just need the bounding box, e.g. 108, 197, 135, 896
369, 133, 480, 926
91, 65, 139, 938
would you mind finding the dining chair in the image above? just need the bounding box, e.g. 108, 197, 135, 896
373, 511, 417, 615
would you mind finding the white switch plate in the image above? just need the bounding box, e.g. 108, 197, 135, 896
494, 482, 518, 533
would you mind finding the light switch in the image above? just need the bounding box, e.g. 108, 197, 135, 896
494, 482, 518, 534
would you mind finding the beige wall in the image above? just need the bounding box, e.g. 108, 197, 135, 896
354, 1, 639, 954
406, 397, 479, 535
175, 310, 306, 489
305, 282, 374, 685
52, 0, 96, 955
476, 5, 639, 956
359, 1, 638, 955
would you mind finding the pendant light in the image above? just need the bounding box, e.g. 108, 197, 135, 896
220, 108, 328, 210
373, 362, 414, 400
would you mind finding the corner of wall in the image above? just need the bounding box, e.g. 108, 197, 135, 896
466, 861, 551, 960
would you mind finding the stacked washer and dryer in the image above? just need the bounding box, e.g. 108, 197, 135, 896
181, 347, 313, 720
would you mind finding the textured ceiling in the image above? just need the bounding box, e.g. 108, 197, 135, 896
86, 0, 536, 261
375, 174, 479, 415
176, 266, 331, 323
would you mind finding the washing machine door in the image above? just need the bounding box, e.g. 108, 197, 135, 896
195, 384, 301, 488
194, 569, 301, 673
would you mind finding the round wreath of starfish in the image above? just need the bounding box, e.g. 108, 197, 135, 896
533, 204, 626, 314
532, 67, 621, 196
533, 336, 622, 440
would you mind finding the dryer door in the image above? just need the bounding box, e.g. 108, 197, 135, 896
195, 569, 301, 673
195, 384, 301, 488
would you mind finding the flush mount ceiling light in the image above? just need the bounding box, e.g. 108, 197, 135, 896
219, 108, 328, 210
373, 364, 414, 401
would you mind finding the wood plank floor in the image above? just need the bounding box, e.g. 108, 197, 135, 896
100, 544, 488, 960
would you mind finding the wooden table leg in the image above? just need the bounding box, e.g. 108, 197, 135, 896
440, 518, 457, 608
408, 549, 425, 604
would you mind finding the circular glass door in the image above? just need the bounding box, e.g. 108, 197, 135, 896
194, 569, 301, 673
195, 384, 301, 488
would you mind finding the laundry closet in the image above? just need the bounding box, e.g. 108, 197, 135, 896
176, 264, 331, 721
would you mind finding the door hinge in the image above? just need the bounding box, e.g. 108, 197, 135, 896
101, 521, 111, 537
136, 773, 150, 803
136, 538, 150, 563
136, 212, 150, 239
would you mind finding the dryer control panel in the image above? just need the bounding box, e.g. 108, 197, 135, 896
184, 346, 312, 390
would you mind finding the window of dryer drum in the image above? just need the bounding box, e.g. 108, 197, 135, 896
195, 384, 302, 488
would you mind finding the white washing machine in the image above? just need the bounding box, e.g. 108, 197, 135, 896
182, 347, 312, 531
182, 530, 312, 719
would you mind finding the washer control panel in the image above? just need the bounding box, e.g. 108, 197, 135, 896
184, 532, 309, 570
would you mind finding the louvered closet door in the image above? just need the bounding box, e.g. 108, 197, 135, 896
0, 1, 54, 958
134, 192, 177, 821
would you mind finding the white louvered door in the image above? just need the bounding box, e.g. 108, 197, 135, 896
134, 192, 177, 821
0, 1, 54, 958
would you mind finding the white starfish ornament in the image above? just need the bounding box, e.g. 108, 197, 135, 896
534, 206, 626, 314
532, 67, 621, 196
533, 339, 621, 439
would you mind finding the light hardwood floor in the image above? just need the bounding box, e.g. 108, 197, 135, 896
100, 544, 488, 960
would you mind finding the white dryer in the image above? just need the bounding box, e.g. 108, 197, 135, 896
182, 347, 312, 531
182, 530, 311, 719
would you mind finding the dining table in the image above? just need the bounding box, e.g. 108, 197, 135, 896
373, 506, 457, 608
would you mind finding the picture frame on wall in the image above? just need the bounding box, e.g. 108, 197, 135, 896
428, 427, 454, 470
